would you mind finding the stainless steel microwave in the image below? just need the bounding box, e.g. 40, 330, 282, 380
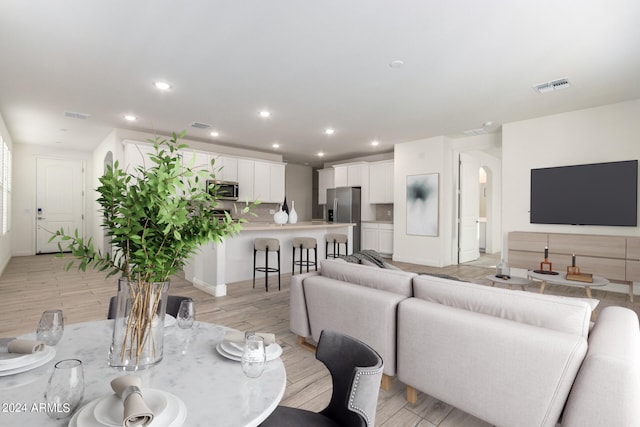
206, 180, 239, 201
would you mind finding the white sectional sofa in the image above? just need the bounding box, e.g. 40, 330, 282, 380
290, 259, 640, 427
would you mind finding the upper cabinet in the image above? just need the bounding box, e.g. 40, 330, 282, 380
369, 160, 394, 204
213, 155, 238, 182
333, 162, 366, 188
317, 168, 335, 205
253, 160, 285, 203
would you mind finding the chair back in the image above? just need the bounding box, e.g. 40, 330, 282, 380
316, 330, 383, 427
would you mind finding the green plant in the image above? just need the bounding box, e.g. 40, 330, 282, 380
51, 130, 254, 283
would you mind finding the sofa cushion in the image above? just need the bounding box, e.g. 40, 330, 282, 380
319, 259, 416, 297
413, 274, 593, 338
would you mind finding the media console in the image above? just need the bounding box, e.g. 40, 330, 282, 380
508, 231, 640, 301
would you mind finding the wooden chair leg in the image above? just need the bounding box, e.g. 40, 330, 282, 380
380, 374, 392, 391
297, 336, 317, 353
406, 385, 418, 404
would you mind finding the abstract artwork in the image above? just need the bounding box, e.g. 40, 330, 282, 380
406, 174, 439, 236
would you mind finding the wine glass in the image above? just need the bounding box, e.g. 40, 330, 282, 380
36, 309, 64, 346
176, 300, 196, 329
241, 334, 266, 378
44, 359, 84, 419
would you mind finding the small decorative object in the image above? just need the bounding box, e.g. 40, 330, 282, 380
495, 259, 510, 279
51, 131, 254, 370
274, 204, 288, 225
282, 197, 289, 215
539, 246, 553, 272
567, 253, 580, 275
288, 200, 298, 224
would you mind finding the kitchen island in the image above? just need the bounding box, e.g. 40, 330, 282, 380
184, 221, 355, 296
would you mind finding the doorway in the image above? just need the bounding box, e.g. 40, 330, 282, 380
35, 158, 85, 254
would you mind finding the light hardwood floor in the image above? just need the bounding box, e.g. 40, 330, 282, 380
1, 254, 638, 426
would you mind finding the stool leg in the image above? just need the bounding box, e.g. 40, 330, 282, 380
277, 248, 281, 291
291, 246, 295, 276
265, 246, 269, 292
305, 247, 310, 273
314, 246, 318, 271
253, 248, 257, 288
333, 240, 337, 258
300, 245, 304, 274
325, 241, 328, 259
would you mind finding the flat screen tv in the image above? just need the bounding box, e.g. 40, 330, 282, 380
530, 160, 638, 226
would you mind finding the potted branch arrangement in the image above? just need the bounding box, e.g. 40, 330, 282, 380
51, 131, 253, 370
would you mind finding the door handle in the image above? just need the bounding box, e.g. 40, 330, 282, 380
38, 217, 46, 220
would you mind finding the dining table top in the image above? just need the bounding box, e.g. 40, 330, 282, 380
0, 319, 287, 426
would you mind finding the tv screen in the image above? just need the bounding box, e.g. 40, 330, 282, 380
530, 160, 638, 226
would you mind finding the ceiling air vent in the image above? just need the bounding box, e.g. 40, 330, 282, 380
64, 111, 90, 120
533, 78, 571, 94
190, 121, 211, 129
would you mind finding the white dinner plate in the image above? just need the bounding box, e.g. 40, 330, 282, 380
70, 389, 186, 427
0, 346, 56, 376
216, 342, 283, 362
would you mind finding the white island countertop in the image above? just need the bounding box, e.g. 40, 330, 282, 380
240, 221, 356, 231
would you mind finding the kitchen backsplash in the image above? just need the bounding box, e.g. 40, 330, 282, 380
220, 201, 280, 223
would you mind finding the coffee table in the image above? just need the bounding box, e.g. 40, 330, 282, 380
527, 270, 609, 299
486, 274, 533, 291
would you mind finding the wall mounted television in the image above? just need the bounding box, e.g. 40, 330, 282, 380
530, 160, 638, 226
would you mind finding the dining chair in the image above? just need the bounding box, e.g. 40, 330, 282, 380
107, 295, 192, 319
260, 330, 384, 427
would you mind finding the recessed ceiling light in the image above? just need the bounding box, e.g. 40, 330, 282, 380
371, 140, 379, 146
153, 81, 171, 91
317, 152, 325, 157
124, 115, 137, 122
324, 128, 335, 135
210, 131, 219, 137
259, 110, 271, 118
272, 143, 280, 149
389, 60, 404, 68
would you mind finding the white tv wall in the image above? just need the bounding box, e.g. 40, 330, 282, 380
502, 98, 640, 243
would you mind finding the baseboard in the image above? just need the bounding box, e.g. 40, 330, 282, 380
192, 277, 227, 297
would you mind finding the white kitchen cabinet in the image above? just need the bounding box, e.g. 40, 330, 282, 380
237, 159, 254, 201
333, 165, 348, 187
123, 141, 155, 171
317, 168, 335, 204
360, 222, 393, 256
253, 160, 285, 203
213, 155, 238, 182
369, 160, 394, 204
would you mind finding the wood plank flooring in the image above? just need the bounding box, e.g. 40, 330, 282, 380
1, 253, 638, 426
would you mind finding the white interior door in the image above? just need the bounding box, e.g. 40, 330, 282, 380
458, 152, 480, 263
36, 158, 85, 254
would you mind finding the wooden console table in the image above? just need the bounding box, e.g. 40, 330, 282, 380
508, 232, 640, 302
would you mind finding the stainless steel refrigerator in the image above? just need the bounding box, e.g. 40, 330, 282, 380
326, 187, 361, 253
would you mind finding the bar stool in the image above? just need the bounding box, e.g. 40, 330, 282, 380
325, 233, 348, 259
253, 238, 281, 291
292, 237, 318, 275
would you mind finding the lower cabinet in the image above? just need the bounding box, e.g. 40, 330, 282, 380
361, 222, 393, 256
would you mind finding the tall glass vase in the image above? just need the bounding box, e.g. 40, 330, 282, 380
108, 278, 169, 371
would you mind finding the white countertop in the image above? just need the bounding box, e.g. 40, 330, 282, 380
240, 221, 355, 232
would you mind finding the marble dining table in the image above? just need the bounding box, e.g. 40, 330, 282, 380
0, 320, 286, 426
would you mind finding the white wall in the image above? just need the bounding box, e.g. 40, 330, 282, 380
285, 163, 312, 222
11, 144, 93, 256
502, 99, 640, 252
393, 136, 455, 267
0, 114, 13, 274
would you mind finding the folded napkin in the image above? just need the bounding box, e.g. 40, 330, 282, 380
223, 330, 275, 346
110, 375, 154, 427
6, 339, 45, 354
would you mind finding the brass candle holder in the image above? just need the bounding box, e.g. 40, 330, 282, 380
539, 246, 553, 272
567, 254, 580, 274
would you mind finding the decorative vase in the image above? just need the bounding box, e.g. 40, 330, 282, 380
274, 205, 288, 225
108, 278, 169, 371
288, 200, 298, 224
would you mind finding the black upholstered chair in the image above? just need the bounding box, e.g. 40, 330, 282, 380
260, 330, 384, 427
107, 295, 192, 319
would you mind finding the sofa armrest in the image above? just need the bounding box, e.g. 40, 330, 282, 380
562, 306, 640, 427
289, 271, 320, 338
303, 275, 407, 376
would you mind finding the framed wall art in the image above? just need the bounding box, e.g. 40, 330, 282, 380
406, 173, 439, 236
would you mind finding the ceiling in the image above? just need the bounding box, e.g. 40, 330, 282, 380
1, 1, 639, 167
